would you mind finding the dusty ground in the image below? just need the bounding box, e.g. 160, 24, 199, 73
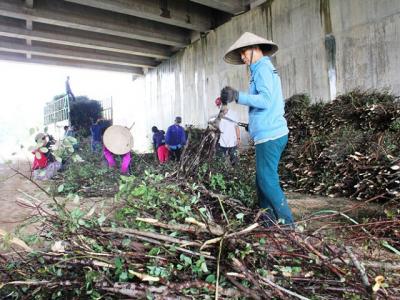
0, 162, 114, 238
0, 161, 43, 235
0, 162, 383, 237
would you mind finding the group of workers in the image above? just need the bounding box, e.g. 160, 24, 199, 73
152, 116, 187, 164
31, 31, 294, 227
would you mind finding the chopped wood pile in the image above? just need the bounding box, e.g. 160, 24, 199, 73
282, 90, 400, 202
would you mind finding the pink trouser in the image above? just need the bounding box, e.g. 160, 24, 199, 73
157, 145, 169, 163
103, 147, 131, 174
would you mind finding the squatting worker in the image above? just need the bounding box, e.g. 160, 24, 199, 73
220, 32, 294, 226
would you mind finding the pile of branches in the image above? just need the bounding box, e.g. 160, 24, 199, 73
282, 90, 400, 202
179, 122, 220, 177
1, 174, 399, 299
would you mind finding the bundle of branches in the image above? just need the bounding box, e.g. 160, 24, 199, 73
282, 90, 400, 202
178, 122, 221, 177
1, 173, 399, 299
69, 96, 112, 137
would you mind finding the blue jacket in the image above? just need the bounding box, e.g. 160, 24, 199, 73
90, 123, 106, 142
165, 124, 186, 147
238, 56, 288, 143
153, 131, 165, 149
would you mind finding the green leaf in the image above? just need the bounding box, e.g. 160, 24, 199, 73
180, 254, 192, 266
200, 261, 208, 273
121, 238, 131, 247
39, 147, 49, 153
73, 194, 80, 204
57, 184, 64, 193
114, 257, 123, 270
235, 213, 244, 220
119, 271, 128, 281
148, 247, 161, 256
205, 274, 216, 283
97, 214, 106, 226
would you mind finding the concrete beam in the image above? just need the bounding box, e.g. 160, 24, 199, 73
189, 0, 245, 14
25, 0, 35, 9
0, 39, 158, 68
25, 19, 33, 59
0, 23, 171, 59
0, 0, 189, 47
64, 0, 213, 32
0, 51, 143, 74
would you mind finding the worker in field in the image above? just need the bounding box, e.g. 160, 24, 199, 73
31, 133, 62, 180
65, 76, 76, 101
215, 97, 240, 166
102, 125, 133, 174
152, 126, 169, 163
90, 117, 107, 152
165, 116, 186, 162
220, 32, 294, 226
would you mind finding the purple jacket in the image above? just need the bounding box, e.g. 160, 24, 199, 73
153, 131, 165, 149
165, 124, 186, 147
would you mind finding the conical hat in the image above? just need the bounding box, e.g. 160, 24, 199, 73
103, 125, 133, 155
223, 32, 278, 65
35, 133, 46, 143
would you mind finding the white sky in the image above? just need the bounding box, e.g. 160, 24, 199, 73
0, 60, 141, 162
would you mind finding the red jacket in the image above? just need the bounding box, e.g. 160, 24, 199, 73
32, 150, 48, 170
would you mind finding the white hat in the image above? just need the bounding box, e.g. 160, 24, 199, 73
103, 125, 133, 155
224, 32, 278, 65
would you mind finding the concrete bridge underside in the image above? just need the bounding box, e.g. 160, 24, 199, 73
0, 0, 257, 75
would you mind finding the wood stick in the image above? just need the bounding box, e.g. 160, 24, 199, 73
101, 227, 201, 247
345, 246, 371, 290
136, 217, 224, 236
259, 276, 311, 300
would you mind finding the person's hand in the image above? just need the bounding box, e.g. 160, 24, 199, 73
236, 138, 241, 147
220, 86, 238, 104
238, 122, 249, 132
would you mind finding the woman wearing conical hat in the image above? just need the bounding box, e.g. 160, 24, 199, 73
220, 32, 294, 226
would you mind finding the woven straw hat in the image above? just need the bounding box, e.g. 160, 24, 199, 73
35, 133, 45, 143
223, 32, 278, 65
103, 125, 133, 155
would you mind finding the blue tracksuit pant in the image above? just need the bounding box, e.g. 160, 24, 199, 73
255, 134, 294, 225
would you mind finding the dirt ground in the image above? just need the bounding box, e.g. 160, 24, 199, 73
0, 162, 383, 237
0, 161, 43, 235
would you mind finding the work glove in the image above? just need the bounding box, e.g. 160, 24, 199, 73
220, 86, 238, 104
